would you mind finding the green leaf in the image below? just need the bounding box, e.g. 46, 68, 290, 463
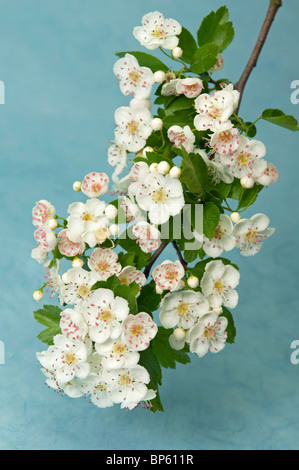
163, 95, 195, 115
33, 305, 62, 346
118, 251, 136, 268
138, 347, 164, 413
261, 109, 299, 131
197, 6, 234, 52
113, 284, 138, 315
177, 27, 198, 63
91, 274, 121, 292
137, 280, 161, 316
151, 327, 191, 369
190, 43, 219, 74
180, 147, 212, 195
203, 201, 220, 238
163, 108, 195, 130
221, 307, 237, 344
115, 51, 168, 72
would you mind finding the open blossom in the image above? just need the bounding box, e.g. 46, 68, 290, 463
114, 105, 152, 153
255, 162, 278, 186
152, 260, 185, 292
122, 312, 158, 351
200, 260, 240, 309
176, 78, 203, 99
57, 229, 85, 257
194, 214, 236, 258
81, 172, 109, 198
113, 53, 154, 99
118, 266, 146, 289
132, 221, 162, 253
32, 200, 56, 229
88, 248, 121, 281
77, 373, 114, 409
95, 336, 140, 370
34, 227, 57, 253
167, 125, 195, 153
128, 161, 150, 198
232, 213, 275, 256
159, 290, 210, 330
210, 127, 241, 156
135, 171, 185, 225
60, 267, 100, 305
82, 288, 130, 344
37, 335, 90, 383
107, 142, 127, 177
220, 135, 267, 180
133, 11, 182, 51
195, 148, 233, 184
44, 259, 64, 303
194, 87, 239, 132
161, 79, 181, 96
188, 312, 228, 358
59, 307, 89, 341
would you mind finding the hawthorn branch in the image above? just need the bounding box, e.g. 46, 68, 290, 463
143, 242, 168, 278
172, 241, 188, 271
234, 0, 282, 113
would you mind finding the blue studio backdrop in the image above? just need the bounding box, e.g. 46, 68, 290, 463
0, 0, 299, 450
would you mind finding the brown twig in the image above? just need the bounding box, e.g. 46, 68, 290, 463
234, 0, 282, 113
143, 242, 168, 278
172, 240, 188, 271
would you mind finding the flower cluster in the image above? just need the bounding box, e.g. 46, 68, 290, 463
31, 8, 290, 413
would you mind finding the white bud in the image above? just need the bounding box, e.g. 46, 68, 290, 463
169, 166, 182, 179
173, 327, 186, 341
178, 280, 185, 290
61, 272, 69, 283
105, 204, 118, 220
155, 285, 164, 294
240, 176, 255, 189
157, 161, 170, 175
142, 146, 154, 158
154, 70, 166, 83
48, 218, 58, 230
72, 256, 84, 268
33, 290, 43, 302
213, 306, 223, 315
172, 47, 183, 58
230, 212, 241, 223
151, 117, 163, 131
149, 163, 159, 173
73, 181, 82, 192
187, 275, 199, 288
109, 224, 120, 236
130, 98, 152, 110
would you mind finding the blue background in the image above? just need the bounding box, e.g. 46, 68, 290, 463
0, 0, 299, 450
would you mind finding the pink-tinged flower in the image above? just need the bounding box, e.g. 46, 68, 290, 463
188, 312, 228, 358
176, 78, 203, 99
194, 88, 238, 132
208, 53, 224, 73
161, 79, 181, 96
210, 127, 241, 155
200, 260, 240, 309
88, 248, 121, 281
60, 267, 100, 305
95, 335, 140, 369
57, 229, 85, 257
107, 142, 127, 177
152, 260, 185, 292
167, 125, 195, 153
255, 162, 279, 186
133, 11, 182, 51
232, 213, 275, 257
132, 221, 162, 253
34, 227, 57, 253
32, 199, 56, 228
59, 307, 89, 341
194, 214, 236, 258
81, 172, 109, 198
122, 312, 158, 351
114, 105, 153, 153
113, 53, 154, 99
118, 266, 146, 289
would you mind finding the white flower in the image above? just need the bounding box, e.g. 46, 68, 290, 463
220, 135, 267, 180
128, 161, 150, 198
133, 11, 182, 51
59, 307, 89, 341
176, 78, 203, 99
194, 214, 236, 258
57, 229, 86, 257
132, 221, 162, 253
114, 105, 152, 153
95, 336, 140, 369
82, 288, 129, 344
107, 142, 127, 177
31, 246, 49, 265
200, 260, 240, 309
188, 313, 228, 358
167, 125, 195, 153
121, 312, 158, 351
113, 53, 154, 99
195, 148, 233, 184
102, 365, 152, 410
194, 88, 239, 132
152, 260, 185, 292
210, 127, 241, 156
60, 267, 100, 305
255, 162, 279, 186
37, 335, 90, 383
32, 200, 56, 229
44, 259, 64, 303
88, 248, 121, 281
81, 172, 109, 198
78, 373, 114, 408
34, 227, 57, 253
161, 79, 181, 96
120, 195, 146, 223
118, 266, 146, 289
159, 290, 210, 330
232, 213, 275, 256
135, 171, 184, 225
111, 173, 131, 195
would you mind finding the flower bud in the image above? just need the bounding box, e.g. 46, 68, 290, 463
109, 224, 120, 236
105, 204, 118, 220
72, 256, 84, 268
172, 47, 183, 58
169, 166, 181, 179
130, 98, 152, 110
149, 163, 159, 173
187, 275, 199, 288
48, 218, 58, 230
230, 212, 241, 223
153, 70, 166, 83
72, 181, 82, 192
213, 306, 223, 315
157, 161, 170, 175
151, 117, 163, 131
33, 290, 43, 302
240, 176, 255, 188
173, 327, 186, 341
155, 285, 164, 294
142, 146, 154, 158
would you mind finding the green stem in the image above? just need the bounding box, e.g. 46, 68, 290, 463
159, 47, 187, 69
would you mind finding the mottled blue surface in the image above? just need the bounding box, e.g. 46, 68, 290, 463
0, 0, 299, 450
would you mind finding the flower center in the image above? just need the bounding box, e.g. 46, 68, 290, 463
82, 212, 94, 221
237, 151, 250, 166
96, 261, 109, 272
165, 268, 178, 281
130, 323, 143, 337
245, 229, 258, 244
218, 130, 232, 143
77, 284, 90, 299
119, 372, 132, 386
113, 342, 127, 355
214, 279, 224, 292
128, 69, 141, 84
177, 302, 189, 317
152, 25, 165, 39
204, 326, 215, 340
152, 188, 167, 204
95, 383, 107, 393
208, 105, 222, 119
64, 352, 77, 366
213, 225, 224, 240
91, 182, 102, 193
119, 275, 130, 286
98, 309, 114, 323
127, 120, 139, 135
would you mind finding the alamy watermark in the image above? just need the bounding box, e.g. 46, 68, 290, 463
0, 80, 5, 104
290, 340, 299, 365
290, 80, 299, 104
